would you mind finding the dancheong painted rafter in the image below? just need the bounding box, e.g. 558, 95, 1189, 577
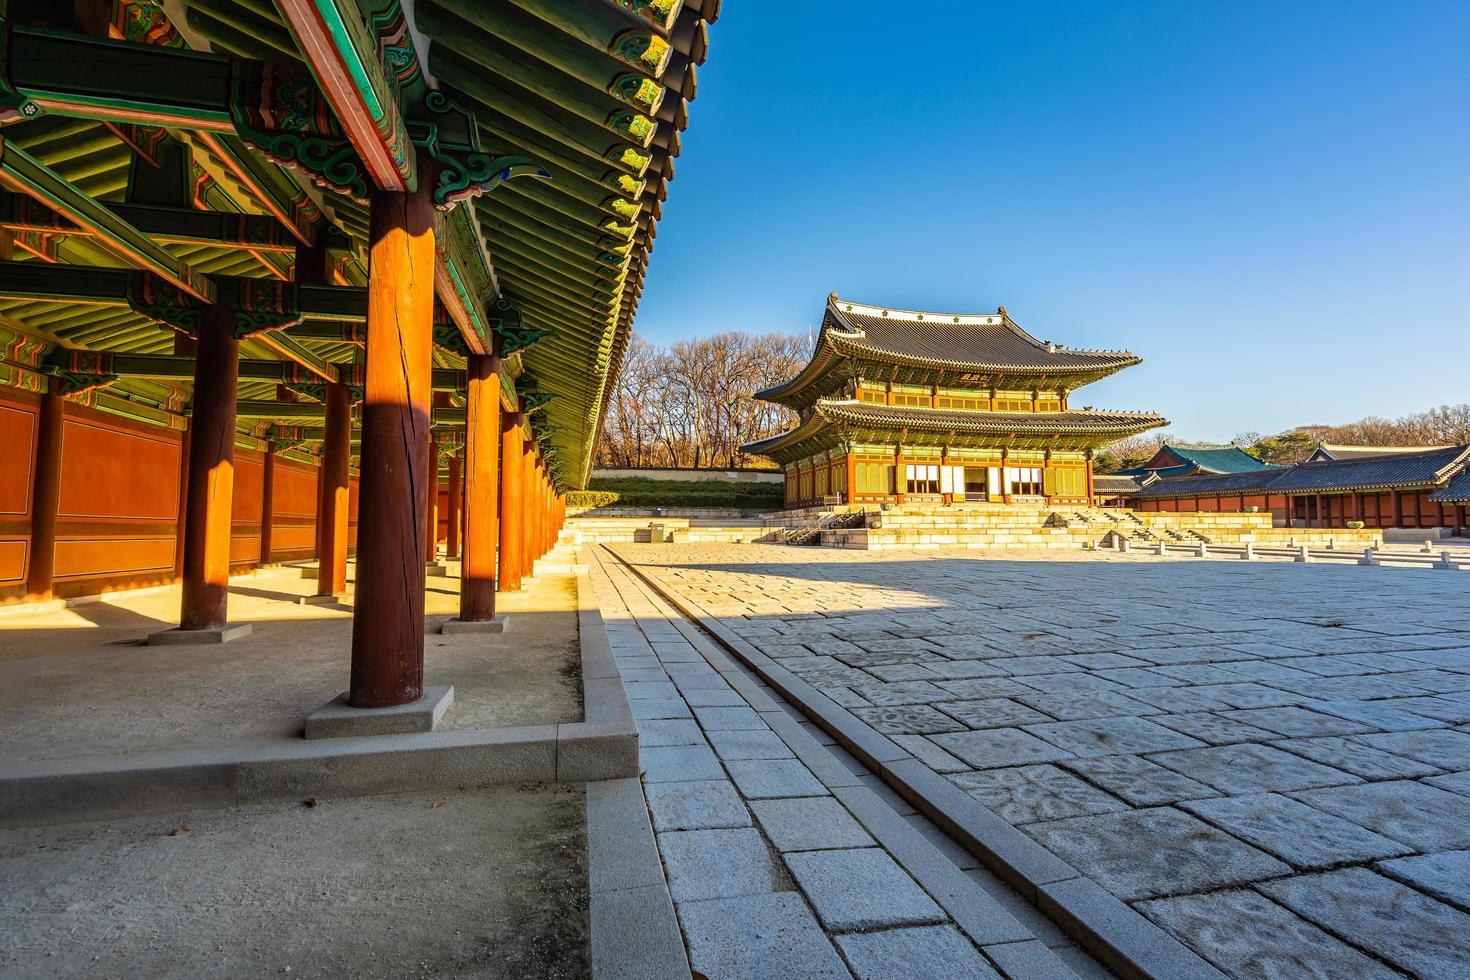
0, 0, 719, 706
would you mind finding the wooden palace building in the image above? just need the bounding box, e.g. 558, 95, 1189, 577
0, 0, 719, 713
745, 294, 1167, 509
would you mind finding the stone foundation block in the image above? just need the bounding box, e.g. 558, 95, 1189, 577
440, 615, 508, 634
146, 623, 253, 645
304, 685, 454, 739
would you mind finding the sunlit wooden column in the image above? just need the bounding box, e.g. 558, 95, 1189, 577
519, 438, 534, 580
171, 332, 196, 579
498, 414, 523, 593
258, 443, 276, 563
425, 431, 439, 563
24, 387, 63, 600
349, 162, 434, 708
314, 381, 351, 596
457, 353, 500, 621
446, 451, 462, 560
171, 304, 241, 636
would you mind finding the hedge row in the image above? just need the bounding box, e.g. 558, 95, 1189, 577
566, 477, 783, 510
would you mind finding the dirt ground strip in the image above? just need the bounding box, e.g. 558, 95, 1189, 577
0, 564, 582, 763
0, 785, 588, 979
611, 542, 1470, 980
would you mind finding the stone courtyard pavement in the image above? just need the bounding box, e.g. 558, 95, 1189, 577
589, 549, 1113, 979
606, 543, 1470, 979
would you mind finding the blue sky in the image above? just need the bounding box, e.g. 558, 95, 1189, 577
630, 2, 1469, 442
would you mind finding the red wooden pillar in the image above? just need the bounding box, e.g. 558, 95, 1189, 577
498, 415, 523, 593
459, 354, 500, 619
258, 444, 275, 564
178, 304, 241, 632
446, 451, 462, 559
1391, 488, 1403, 527
1455, 504, 1465, 537
424, 432, 439, 563
1351, 491, 1362, 522
315, 381, 351, 596
171, 332, 196, 580
1313, 493, 1324, 529
522, 442, 536, 579
519, 447, 533, 578
25, 389, 64, 600
349, 162, 434, 709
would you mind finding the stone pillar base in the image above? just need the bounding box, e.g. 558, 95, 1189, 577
147, 623, 253, 645
425, 562, 449, 577
440, 615, 508, 635
299, 594, 342, 606
304, 685, 454, 739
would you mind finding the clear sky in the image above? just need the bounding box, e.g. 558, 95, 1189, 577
629, 2, 1469, 443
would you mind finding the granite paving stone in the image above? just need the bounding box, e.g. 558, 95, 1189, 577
1426, 769, 1470, 796
1290, 780, 1470, 850
644, 779, 750, 832
658, 828, 784, 902
1271, 735, 1442, 779
1309, 698, 1447, 731
935, 677, 1041, 700
846, 680, 952, 705
1011, 690, 1159, 721
1149, 743, 1360, 795
691, 705, 767, 731
1216, 706, 1374, 738
724, 758, 828, 799
834, 925, 1002, 980
1376, 850, 1470, 912
1180, 792, 1412, 868
1137, 888, 1405, 980
1353, 729, 1470, 769
934, 698, 1054, 729
1061, 753, 1220, 806
631, 696, 693, 721
1024, 716, 1206, 757
1192, 683, 1305, 709
949, 765, 1130, 824
640, 744, 725, 783
1258, 868, 1470, 978
931, 728, 1075, 769
639, 718, 704, 747
705, 728, 795, 761
1023, 806, 1291, 901
890, 734, 970, 774
677, 893, 849, 980
750, 796, 877, 852
850, 704, 969, 735
784, 848, 946, 931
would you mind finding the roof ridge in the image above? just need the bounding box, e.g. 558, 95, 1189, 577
828, 293, 1138, 358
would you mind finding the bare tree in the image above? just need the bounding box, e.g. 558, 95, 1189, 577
595, 330, 811, 469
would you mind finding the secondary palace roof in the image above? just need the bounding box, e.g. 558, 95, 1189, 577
1429, 467, 1470, 504
1119, 444, 1276, 478
1133, 444, 1470, 498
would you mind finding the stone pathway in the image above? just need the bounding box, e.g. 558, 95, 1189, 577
607, 542, 1470, 979
588, 549, 1108, 979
